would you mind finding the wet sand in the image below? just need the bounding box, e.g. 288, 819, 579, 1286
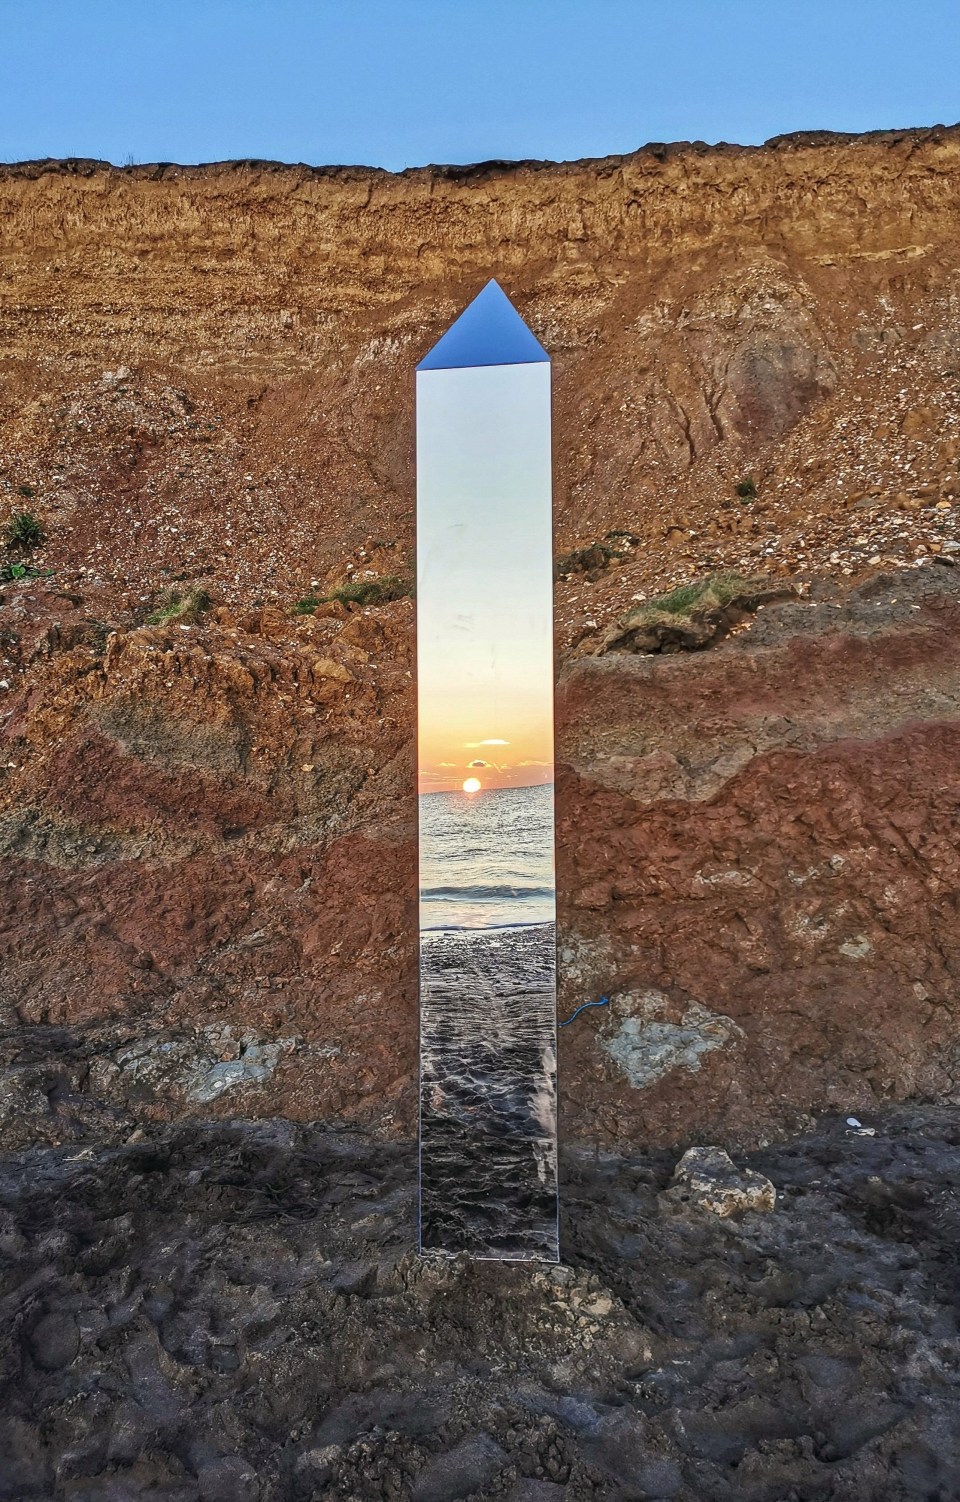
419, 922, 557, 1259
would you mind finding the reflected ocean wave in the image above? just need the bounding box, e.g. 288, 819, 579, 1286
419, 784, 556, 930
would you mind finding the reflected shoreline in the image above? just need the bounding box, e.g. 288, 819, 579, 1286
419, 921, 558, 1260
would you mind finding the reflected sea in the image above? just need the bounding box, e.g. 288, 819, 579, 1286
419, 783, 555, 931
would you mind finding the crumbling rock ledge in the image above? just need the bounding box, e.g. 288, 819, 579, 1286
555, 563, 960, 1147
0, 564, 957, 1152
577, 575, 798, 656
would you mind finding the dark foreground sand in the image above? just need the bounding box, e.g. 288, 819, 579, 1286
1, 1108, 958, 1500
419, 924, 557, 1260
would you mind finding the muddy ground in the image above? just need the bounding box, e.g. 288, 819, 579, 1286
0, 1109, 958, 1502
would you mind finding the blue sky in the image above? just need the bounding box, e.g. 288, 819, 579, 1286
0, 0, 957, 169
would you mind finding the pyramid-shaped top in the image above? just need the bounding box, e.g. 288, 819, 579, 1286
417, 280, 549, 371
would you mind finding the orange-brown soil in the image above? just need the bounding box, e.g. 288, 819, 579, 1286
1, 129, 960, 1148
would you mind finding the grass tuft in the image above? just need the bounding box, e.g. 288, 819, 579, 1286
4, 511, 45, 551
146, 586, 211, 626
625, 571, 760, 626
295, 575, 413, 613
326, 575, 413, 606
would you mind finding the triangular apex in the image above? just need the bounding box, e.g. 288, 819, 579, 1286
417, 280, 549, 371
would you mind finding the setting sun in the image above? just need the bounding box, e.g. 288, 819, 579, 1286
462, 777, 482, 794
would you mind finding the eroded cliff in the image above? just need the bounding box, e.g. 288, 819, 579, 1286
1, 128, 960, 1147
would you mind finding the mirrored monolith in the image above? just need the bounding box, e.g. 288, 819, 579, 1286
416, 280, 557, 1260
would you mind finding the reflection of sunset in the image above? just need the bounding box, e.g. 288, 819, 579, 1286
416, 361, 554, 798
419, 718, 553, 794
418, 685, 554, 794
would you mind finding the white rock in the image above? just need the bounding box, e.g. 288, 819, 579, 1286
665, 1146, 776, 1217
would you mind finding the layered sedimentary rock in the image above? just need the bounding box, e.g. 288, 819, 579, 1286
556, 565, 960, 1145
1, 129, 960, 1146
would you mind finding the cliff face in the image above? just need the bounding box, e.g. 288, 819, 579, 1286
1, 129, 960, 1148
557, 565, 960, 1142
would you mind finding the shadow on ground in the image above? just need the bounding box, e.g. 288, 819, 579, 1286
1, 1109, 958, 1500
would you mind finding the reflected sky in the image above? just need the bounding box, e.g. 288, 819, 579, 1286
416, 360, 553, 794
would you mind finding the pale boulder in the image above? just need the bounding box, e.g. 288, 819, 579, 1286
664, 1145, 776, 1216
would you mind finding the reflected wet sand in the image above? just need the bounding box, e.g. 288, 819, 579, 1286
419, 922, 558, 1260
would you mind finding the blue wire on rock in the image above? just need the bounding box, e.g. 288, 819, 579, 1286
559, 996, 610, 1028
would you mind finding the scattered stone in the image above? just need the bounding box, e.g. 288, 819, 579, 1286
188, 1039, 294, 1104
198, 1455, 260, 1502
100, 1027, 299, 1108
27, 1311, 81, 1370
311, 655, 353, 681
412, 1434, 509, 1502
663, 1146, 777, 1216
294, 1446, 340, 1485
839, 935, 873, 960
505, 1482, 567, 1502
